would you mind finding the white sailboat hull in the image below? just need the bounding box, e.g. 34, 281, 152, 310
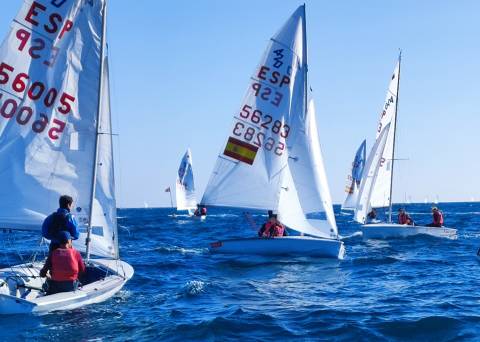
209, 236, 345, 259
0, 259, 133, 315
361, 223, 457, 240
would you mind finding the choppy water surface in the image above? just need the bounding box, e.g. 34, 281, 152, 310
1, 202, 480, 341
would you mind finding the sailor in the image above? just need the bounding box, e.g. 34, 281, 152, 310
270, 214, 287, 237
398, 208, 414, 225
367, 208, 377, 222
39, 231, 86, 295
41, 195, 80, 251
194, 205, 207, 216
258, 213, 287, 237
426, 207, 444, 227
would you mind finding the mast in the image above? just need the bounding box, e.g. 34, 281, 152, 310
86, 1, 108, 261
388, 51, 401, 223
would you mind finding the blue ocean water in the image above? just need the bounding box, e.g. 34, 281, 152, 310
1, 202, 480, 341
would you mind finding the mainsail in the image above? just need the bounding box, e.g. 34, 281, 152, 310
369, 61, 400, 208
175, 148, 197, 211
341, 140, 366, 210
201, 6, 337, 239
0, 0, 116, 258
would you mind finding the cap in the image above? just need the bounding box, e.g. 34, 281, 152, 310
58, 231, 72, 244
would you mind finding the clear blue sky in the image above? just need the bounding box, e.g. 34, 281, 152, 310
1, 1, 479, 207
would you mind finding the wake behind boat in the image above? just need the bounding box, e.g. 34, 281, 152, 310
201, 5, 344, 259
0, 0, 133, 314
353, 54, 457, 240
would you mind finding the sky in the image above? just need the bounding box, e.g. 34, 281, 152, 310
0, 1, 479, 208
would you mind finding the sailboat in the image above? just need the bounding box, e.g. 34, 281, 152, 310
0, 0, 133, 314
201, 6, 345, 258
175, 148, 201, 218
354, 54, 457, 240
341, 140, 366, 211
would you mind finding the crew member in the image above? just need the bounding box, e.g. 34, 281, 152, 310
258, 213, 287, 237
367, 208, 377, 222
426, 207, 444, 227
40, 231, 86, 295
41, 195, 79, 251
398, 208, 414, 225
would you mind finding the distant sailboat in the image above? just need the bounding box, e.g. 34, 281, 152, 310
201, 5, 344, 258
175, 148, 199, 217
0, 0, 133, 314
341, 140, 366, 211
354, 54, 456, 240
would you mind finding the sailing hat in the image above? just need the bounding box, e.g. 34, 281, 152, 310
431, 206, 438, 211
58, 231, 72, 244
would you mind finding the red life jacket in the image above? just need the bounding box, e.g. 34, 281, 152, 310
201, 208, 207, 215
433, 211, 444, 226
398, 213, 408, 224
271, 223, 285, 237
259, 221, 274, 237
51, 248, 85, 282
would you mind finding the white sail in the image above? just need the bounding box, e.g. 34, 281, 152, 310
201, 7, 337, 239
354, 123, 391, 224
0, 1, 105, 231
175, 148, 197, 211
74, 53, 118, 259
281, 99, 337, 238
370, 62, 400, 208
201, 6, 306, 211
342, 139, 366, 210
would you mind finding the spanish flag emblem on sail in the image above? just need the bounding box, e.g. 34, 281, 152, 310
223, 137, 258, 165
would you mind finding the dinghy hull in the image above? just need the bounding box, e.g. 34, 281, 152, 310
209, 236, 345, 259
0, 259, 133, 315
361, 223, 457, 240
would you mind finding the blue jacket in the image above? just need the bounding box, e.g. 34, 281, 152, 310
42, 208, 80, 244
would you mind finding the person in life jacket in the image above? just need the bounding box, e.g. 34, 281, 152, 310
194, 205, 207, 216
427, 207, 444, 227
367, 208, 377, 222
41, 195, 80, 251
257, 213, 287, 238
397, 208, 414, 225
39, 231, 86, 295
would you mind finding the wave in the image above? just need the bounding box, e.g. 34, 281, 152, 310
376, 316, 466, 340
180, 280, 207, 297
340, 231, 363, 240
155, 245, 208, 255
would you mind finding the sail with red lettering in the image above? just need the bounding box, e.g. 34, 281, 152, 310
0, 0, 119, 258
201, 6, 338, 239
0, 1, 103, 231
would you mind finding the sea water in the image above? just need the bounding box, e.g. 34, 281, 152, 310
1, 202, 479, 341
